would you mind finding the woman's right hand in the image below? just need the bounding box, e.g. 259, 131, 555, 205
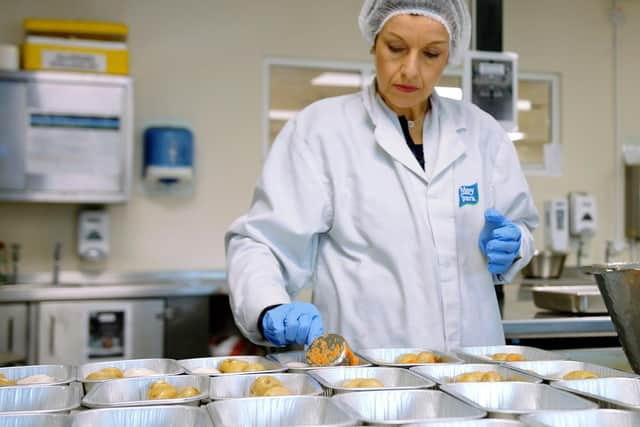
261, 302, 324, 346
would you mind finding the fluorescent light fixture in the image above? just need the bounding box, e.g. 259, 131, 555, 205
435, 86, 463, 100
508, 132, 526, 141
269, 109, 298, 121
517, 99, 532, 111
311, 72, 363, 88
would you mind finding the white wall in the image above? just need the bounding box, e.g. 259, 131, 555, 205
0, 0, 637, 273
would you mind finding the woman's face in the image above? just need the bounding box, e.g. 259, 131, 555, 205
374, 14, 450, 113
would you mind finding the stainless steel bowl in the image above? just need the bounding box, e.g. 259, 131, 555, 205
522, 251, 567, 279
581, 263, 640, 374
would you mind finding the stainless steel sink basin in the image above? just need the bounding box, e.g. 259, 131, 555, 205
582, 263, 640, 374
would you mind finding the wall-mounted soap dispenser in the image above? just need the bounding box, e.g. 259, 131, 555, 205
78, 209, 109, 261
143, 126, 194, 196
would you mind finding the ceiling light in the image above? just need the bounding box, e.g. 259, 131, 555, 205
508, 132, 526, 141
269, 109, 298, 121
517, 99, 532, 111
435, 86, 462, 100
311, 72, 363, 88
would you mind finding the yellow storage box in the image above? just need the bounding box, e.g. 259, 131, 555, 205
24, 18, 128, 41
22, 36, 128, 75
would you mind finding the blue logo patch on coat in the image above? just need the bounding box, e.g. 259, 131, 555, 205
458, 183, 479, 207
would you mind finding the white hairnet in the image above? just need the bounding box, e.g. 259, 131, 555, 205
358, 0, 471, 65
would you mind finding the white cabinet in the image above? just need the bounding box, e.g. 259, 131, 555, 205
0, 303, 28, 359
36, 299, 164, 365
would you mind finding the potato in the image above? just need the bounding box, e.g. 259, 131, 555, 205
262, 385, 292, 396
147, 381, 178, 400
250, 376, 283, 396
562, 370, 599, 380
218, 358, 249, 373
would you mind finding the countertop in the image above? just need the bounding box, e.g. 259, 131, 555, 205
501, 271, 616, 339
0, 270, 228, 301
0, 269, 617, 339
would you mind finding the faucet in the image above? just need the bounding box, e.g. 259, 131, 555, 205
605, 240, 614, 264
53, 242, 61, 285
10, 243, 20, 284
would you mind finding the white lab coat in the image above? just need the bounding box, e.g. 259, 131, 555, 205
225, 81, 539, 351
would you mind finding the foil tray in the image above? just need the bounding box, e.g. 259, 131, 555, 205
81, 375, 209, 409
70, 405, 213, 426
440, 382, 597, 419
267, 351, 371, 373
406, 420, 526, 427
531, 285, 606, 314
0, 365, 75, 387
78, 359, 184, 393
207, 395, 357, 427
0, 414, 70, 427
551, 377, 640, 410
178, 355, 285, 376
331, 389, 486, 424
209, 372, 323, 400
506, 360, 638, 382
308, 366, 434, 395
357, 348, 463, 367
0, 384, 81, 415
409, 363, 541, 385
520, 408, 640, 427
455, 345, 567, 364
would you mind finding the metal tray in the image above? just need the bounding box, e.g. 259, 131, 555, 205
0, 414, 71, 427
206, 395, 357, 427
81, 375, 209, 409
331, 389, 486, 424
357, 348, 463, 367
267, 351, 372, 373
520, 408, 640, 427
0, 366, 75, 387
531, 285, 606, 314
440, 382, 597, 419
178, 355, 285, 376
455, 345, 567, 364
209, 372, 323, 400
410, 363, 541, 385
308, 366, 435, 395
406, 420, 525, 427
78, 359, 184, 393
70, 405, 214, 426
0, 384, 82, 415
551, 377, 640, 410
506, 360, 637, 382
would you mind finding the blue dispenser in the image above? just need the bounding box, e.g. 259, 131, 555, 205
143, 126, 194, 184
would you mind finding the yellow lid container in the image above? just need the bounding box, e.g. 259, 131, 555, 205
24, 18, 128, 41
22, 36, 128, 75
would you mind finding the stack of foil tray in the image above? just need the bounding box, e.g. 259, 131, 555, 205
531, 285, 607, 314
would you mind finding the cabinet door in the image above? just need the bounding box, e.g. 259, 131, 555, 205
0, 303, 28, 359
37, 300, 164, 365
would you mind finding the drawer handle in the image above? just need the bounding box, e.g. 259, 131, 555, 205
49, 316, 55, 356
7, 317, 13, 352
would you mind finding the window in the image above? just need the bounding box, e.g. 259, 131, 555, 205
265, 58, 561, 175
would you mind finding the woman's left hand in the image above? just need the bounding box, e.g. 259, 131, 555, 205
478, 209, 522, 274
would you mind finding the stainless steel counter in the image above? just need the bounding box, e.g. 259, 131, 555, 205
0, 270, 616, 340
0, 270, 228, 301
501, 274, 616, 339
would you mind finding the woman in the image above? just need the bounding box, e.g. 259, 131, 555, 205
225, 0, 538, 351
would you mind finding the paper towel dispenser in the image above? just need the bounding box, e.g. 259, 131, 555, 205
143, 126, 193, 185
0, 70, 132, 203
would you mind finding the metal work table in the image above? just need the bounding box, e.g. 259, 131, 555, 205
501, 273, 616, 339
0, 270, 228, 301
0, 270, 616, 339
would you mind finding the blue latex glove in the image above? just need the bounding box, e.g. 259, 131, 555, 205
262, 302, 324, 346
478, 208, 522, 274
